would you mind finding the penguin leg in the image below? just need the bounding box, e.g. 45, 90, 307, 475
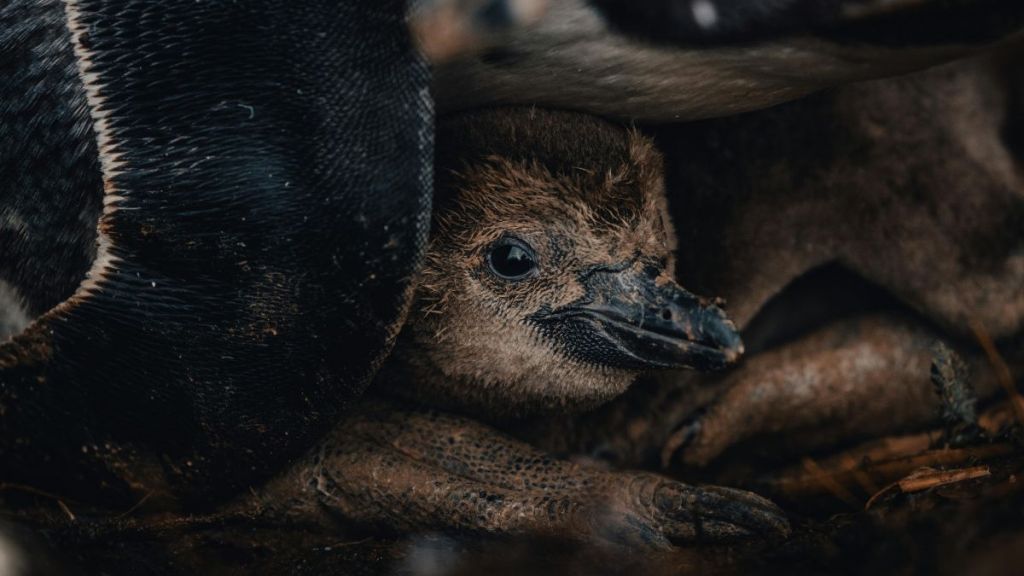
663, 314, 1011, 468
253, 399, 788, 548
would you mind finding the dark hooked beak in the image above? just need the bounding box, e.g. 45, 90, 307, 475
532, 265, 743, 372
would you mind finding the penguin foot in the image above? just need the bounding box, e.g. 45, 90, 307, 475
587, 472, 789, 548
261, 398, 788, 549
662, 314, 1009, 468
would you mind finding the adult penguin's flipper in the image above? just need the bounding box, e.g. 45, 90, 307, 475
0, 0, 432, 507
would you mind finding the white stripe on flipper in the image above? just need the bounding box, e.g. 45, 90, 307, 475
62, 0, 124, 297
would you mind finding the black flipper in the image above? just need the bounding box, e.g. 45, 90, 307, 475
0, 0, 432, 507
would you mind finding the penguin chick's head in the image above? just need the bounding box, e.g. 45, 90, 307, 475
406, 108, 742, 415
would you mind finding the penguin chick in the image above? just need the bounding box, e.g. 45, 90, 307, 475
248, 108, 786, 549
378, 107, 743, 418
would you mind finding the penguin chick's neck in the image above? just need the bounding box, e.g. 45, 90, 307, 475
377, 311, 639, 420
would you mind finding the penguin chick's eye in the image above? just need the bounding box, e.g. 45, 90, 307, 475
487, 237, 537, 281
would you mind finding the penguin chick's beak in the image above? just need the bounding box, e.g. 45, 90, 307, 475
532, 266, 743, 372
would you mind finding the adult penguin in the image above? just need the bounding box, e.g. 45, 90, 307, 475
0, 0, 431, 508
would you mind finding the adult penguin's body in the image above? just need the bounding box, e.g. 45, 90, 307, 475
0, 0, 431, 507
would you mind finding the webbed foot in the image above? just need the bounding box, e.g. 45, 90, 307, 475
256, 399, 789, 550
588, 473, 789, 548
663, 315, 1002, 467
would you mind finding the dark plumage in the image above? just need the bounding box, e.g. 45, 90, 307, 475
0, 0, 430, 508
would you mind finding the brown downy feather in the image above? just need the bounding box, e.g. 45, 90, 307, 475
377, 107, 679, 418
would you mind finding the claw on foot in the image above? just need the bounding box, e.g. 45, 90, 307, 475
595, 474, 790, 549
